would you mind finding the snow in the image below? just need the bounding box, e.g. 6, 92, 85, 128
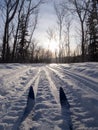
0, 63, 98, 130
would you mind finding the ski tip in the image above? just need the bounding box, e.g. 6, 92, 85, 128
59, 87, 70, 108
59, 87, 67, 101
28, 86, 35, 100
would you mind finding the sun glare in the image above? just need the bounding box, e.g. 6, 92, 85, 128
48, 40, 59, 53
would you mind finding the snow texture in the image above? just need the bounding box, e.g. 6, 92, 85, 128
0, 63, 98, 130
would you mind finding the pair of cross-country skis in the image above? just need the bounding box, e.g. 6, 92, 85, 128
14, 86, 73, 130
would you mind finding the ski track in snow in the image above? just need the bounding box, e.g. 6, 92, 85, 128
47, 64, 98, 130
0, 63, 98, 130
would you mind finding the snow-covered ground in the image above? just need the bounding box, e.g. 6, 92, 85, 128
0, 63, 98, 130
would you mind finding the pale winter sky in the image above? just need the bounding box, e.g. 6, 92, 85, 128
34, 0, 78, 52
34, 0, 58, 52
0, 0, 78, 52
0, 0, 57, 51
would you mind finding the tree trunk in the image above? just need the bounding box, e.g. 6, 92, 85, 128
2, 17, 9, 62
81, 21, 85, 62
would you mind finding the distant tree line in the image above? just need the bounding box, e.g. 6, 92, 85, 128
0, 0, 98, 63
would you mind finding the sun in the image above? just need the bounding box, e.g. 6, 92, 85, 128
48, 39, 59, 53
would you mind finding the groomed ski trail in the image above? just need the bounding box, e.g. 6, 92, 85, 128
1, 64, 98, 130
0, 67, 41, 130
26, 68, 72, 130
47, 65, 98, 130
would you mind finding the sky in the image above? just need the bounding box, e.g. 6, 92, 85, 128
34, 0, 78, 53
34, 0, 58, 52
0, 0, 78, 53
0, 0, 58, 52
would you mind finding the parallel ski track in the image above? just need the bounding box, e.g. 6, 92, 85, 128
12, 71, 41, 130
44, 68, 60, 104
57, 65, 98, 87
0, 67, 39, 98
1, 65, 98, 130
0, 68, 41, 121
46, 66, 80, 104
61, 64, 98, 83
46, 67, 79, 130
0, 66, 28, 78
46, 66, 98, 130
31, 68, 63, 130
45, 68, 73, 130
1, 66, 33, 83
47, 66, 98, 99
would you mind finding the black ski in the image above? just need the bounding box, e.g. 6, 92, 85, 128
59, 87, 73, 130
59, 87, 70, 108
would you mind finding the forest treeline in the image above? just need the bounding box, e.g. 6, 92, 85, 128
0, 0, 98, 63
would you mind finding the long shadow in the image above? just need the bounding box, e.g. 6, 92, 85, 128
12, 86, 73, 130
12, 86, 35, 130
59, 87, 73, 130
29, 87, 73, 130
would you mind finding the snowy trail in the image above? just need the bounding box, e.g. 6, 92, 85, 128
0, 68, 40, 118
48, 65, 98, 98
47, 65, 98, 130
56, 65, 98, 89
44, 68, 59, 104
0, 65, 41, 130
0, 63, 98, 130
29, 68, 71, 130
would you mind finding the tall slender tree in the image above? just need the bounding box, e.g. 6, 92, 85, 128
66, 0, 90, 61
2, 0, 19, 62
16, 13, 29, 62
87, 0, 98, 61
54, 1, 66, 62
12, 0, 25, 62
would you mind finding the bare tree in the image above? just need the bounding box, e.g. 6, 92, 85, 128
11, 0, 44, 62
1, 0, 44, 62
64, 19, 72, 58
28, 10, 39, 47
47, 27, 56, 41
11, 0, 25, 61
46, 27, 56, 50
68, 0, 90, 61
2, 0, 19, 62
30, 38, 38, 62
54, 1, 66, 62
